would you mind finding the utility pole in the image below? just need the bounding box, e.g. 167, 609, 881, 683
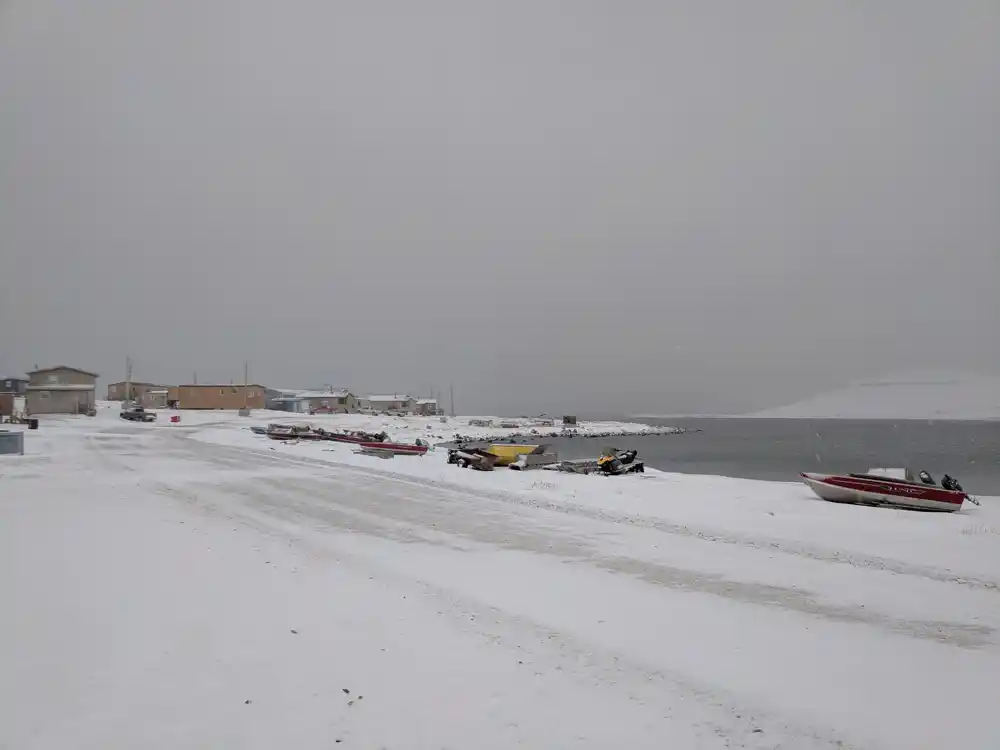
125, 355, 132, 404
449, 383, 455, 417
243, 361, 249, 409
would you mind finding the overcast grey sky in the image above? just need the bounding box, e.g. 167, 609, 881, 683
1, 1, 997, 415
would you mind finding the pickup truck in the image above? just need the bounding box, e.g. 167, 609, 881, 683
120, 406, 156, 423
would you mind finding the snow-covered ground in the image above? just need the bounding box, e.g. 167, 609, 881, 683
748, 374, 1000, 420
3, 409, 1000, 749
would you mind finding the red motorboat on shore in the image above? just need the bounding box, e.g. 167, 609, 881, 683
317, 429, 387, 444
358, 441, 428, 456
801, 468, 972, 512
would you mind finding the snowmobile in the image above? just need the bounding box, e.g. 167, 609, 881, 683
597, 448, 645, 475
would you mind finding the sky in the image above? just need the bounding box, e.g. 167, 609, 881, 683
1, 1, 998, 415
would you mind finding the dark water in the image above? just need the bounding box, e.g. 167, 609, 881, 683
538, 419, 1000, 495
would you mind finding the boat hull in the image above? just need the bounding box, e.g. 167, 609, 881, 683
359, 441, 427, 455
320, 433, 370, 443
801, 473, 966, 512
486, 444, 541, 466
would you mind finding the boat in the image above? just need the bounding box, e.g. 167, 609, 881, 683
266, 424, 319, 441
448, 446, 498, 470
509, 445, 559, 471
358, 441, 428, 456
354, 445, 396, 459
485, 443, 541, 467
801, 468, 970, 512
315, 429, 386, 444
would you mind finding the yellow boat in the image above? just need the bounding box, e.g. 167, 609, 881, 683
486, 443, 541, 466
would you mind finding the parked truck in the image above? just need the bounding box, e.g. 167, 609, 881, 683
120, 405, 156, 422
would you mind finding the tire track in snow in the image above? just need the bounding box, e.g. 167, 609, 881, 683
136, 426, 997, 651
228, 475, 995, 649
181, 434, 1000, 593
144, 467, 859, 750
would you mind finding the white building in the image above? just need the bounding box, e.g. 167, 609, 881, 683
415, 398, 440, 416
298, 389, 357, 414
365, 394, 416, 413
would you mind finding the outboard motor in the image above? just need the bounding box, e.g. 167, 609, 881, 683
941, 474, 964, 492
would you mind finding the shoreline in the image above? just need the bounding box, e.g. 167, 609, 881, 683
446, 425, 688, 444
632, 413, 1000, 421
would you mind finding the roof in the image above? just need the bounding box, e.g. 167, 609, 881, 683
108, 380, 161, 387
368, 394, 412, 402
27, 365, 99, 378
2, 376, 27, 382
26, 383, 96, 391
177, 383, 266, 388
147, 389, 169, 395
297, 389, 352, 399
417, 398, 438, 405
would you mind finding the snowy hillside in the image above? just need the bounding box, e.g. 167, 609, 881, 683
751, 375, 1000, 420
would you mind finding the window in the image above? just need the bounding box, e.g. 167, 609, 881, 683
39, 391, 50, 399
247, 390, 256, 397
220, 389, 225, 395
47, 374, 58, 384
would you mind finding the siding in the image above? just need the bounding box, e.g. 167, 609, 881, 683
1, 379, 27, 395
25, 367, 98, 415
302, 394, 358, 413
140, 391, 169, 409
175, 385, 266, 410
107, 382, 162, 401
28, 368, 97, 387
26, 389, 95, 415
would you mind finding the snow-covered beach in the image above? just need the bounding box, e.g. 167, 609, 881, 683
3, 408, 999, 749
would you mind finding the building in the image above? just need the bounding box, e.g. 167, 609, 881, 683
0, 392, 14, 417
25, 366, 98, 415
415, 398, 440, 416
1, 377, 28, 395
107, 381, 165, 402
140, 388, 169, 409
167, 384, 266, 410
366, 394, 416, 414
265, 388, 358, 414
265, 388, 303, 411
299, 389, 357, 414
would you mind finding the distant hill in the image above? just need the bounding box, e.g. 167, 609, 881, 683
750, 374, 1000, 420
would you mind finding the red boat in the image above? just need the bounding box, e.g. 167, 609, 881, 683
801, 468, 970, 512
317, 429, 386, 444
267, 424, 320, 441
358, 441, 428, 456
